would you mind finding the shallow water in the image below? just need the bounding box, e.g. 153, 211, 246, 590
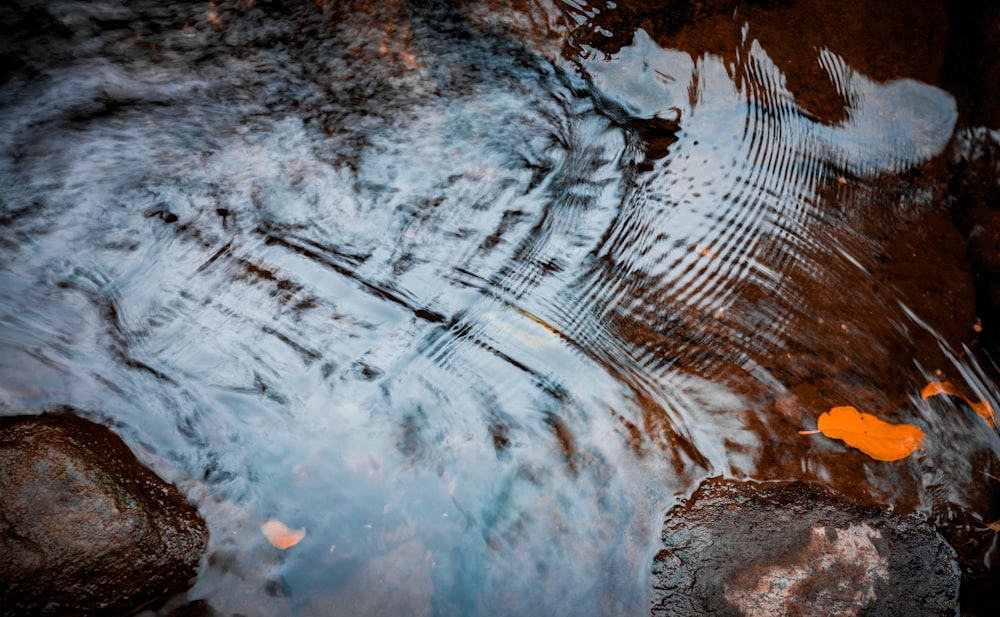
1, 1, 998, 614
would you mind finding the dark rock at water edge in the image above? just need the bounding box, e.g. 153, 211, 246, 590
652, 478, 960, 617
0, 412, 208, 616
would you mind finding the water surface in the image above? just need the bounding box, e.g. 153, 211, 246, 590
1, 1, 997, 614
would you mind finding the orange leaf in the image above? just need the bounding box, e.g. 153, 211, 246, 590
801, 406, 925, 461
921, 381, 995, 427
261, 519, 306, 549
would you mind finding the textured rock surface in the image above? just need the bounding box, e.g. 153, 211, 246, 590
0, 412, 207, 616
652, 478, 960, 617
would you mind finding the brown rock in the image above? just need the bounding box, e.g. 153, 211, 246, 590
652, 478, 960, 617
0, 412, 207, 617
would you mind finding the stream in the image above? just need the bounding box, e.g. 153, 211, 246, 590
1, 1, 999, 615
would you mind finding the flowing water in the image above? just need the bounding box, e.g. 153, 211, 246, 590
1, 1, 998, 615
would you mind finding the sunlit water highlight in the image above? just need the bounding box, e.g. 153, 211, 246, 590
0, 1, 996, 615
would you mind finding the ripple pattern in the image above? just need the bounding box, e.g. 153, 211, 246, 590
0, 2, 977, 615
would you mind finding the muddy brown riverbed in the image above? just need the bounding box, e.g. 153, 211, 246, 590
1, 1, 999, 615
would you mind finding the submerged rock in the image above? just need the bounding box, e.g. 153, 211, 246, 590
0, 412, 207, 616
652, 478, 960, 617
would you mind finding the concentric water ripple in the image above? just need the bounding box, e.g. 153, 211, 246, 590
556, 23, 965, 476
0, 1, 993, 615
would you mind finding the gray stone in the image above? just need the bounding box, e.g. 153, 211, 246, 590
652, 478, 960, 617
0, 412, 207, 616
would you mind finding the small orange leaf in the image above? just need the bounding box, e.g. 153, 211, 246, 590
803, 406, 925, 461
921, 381, 995, 427
261, 519, 306, 549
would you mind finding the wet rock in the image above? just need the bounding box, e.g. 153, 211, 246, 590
0, 412, 208, 617
652, 478, 959, 617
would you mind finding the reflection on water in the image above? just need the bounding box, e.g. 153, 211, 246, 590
0, 0, 997, 614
